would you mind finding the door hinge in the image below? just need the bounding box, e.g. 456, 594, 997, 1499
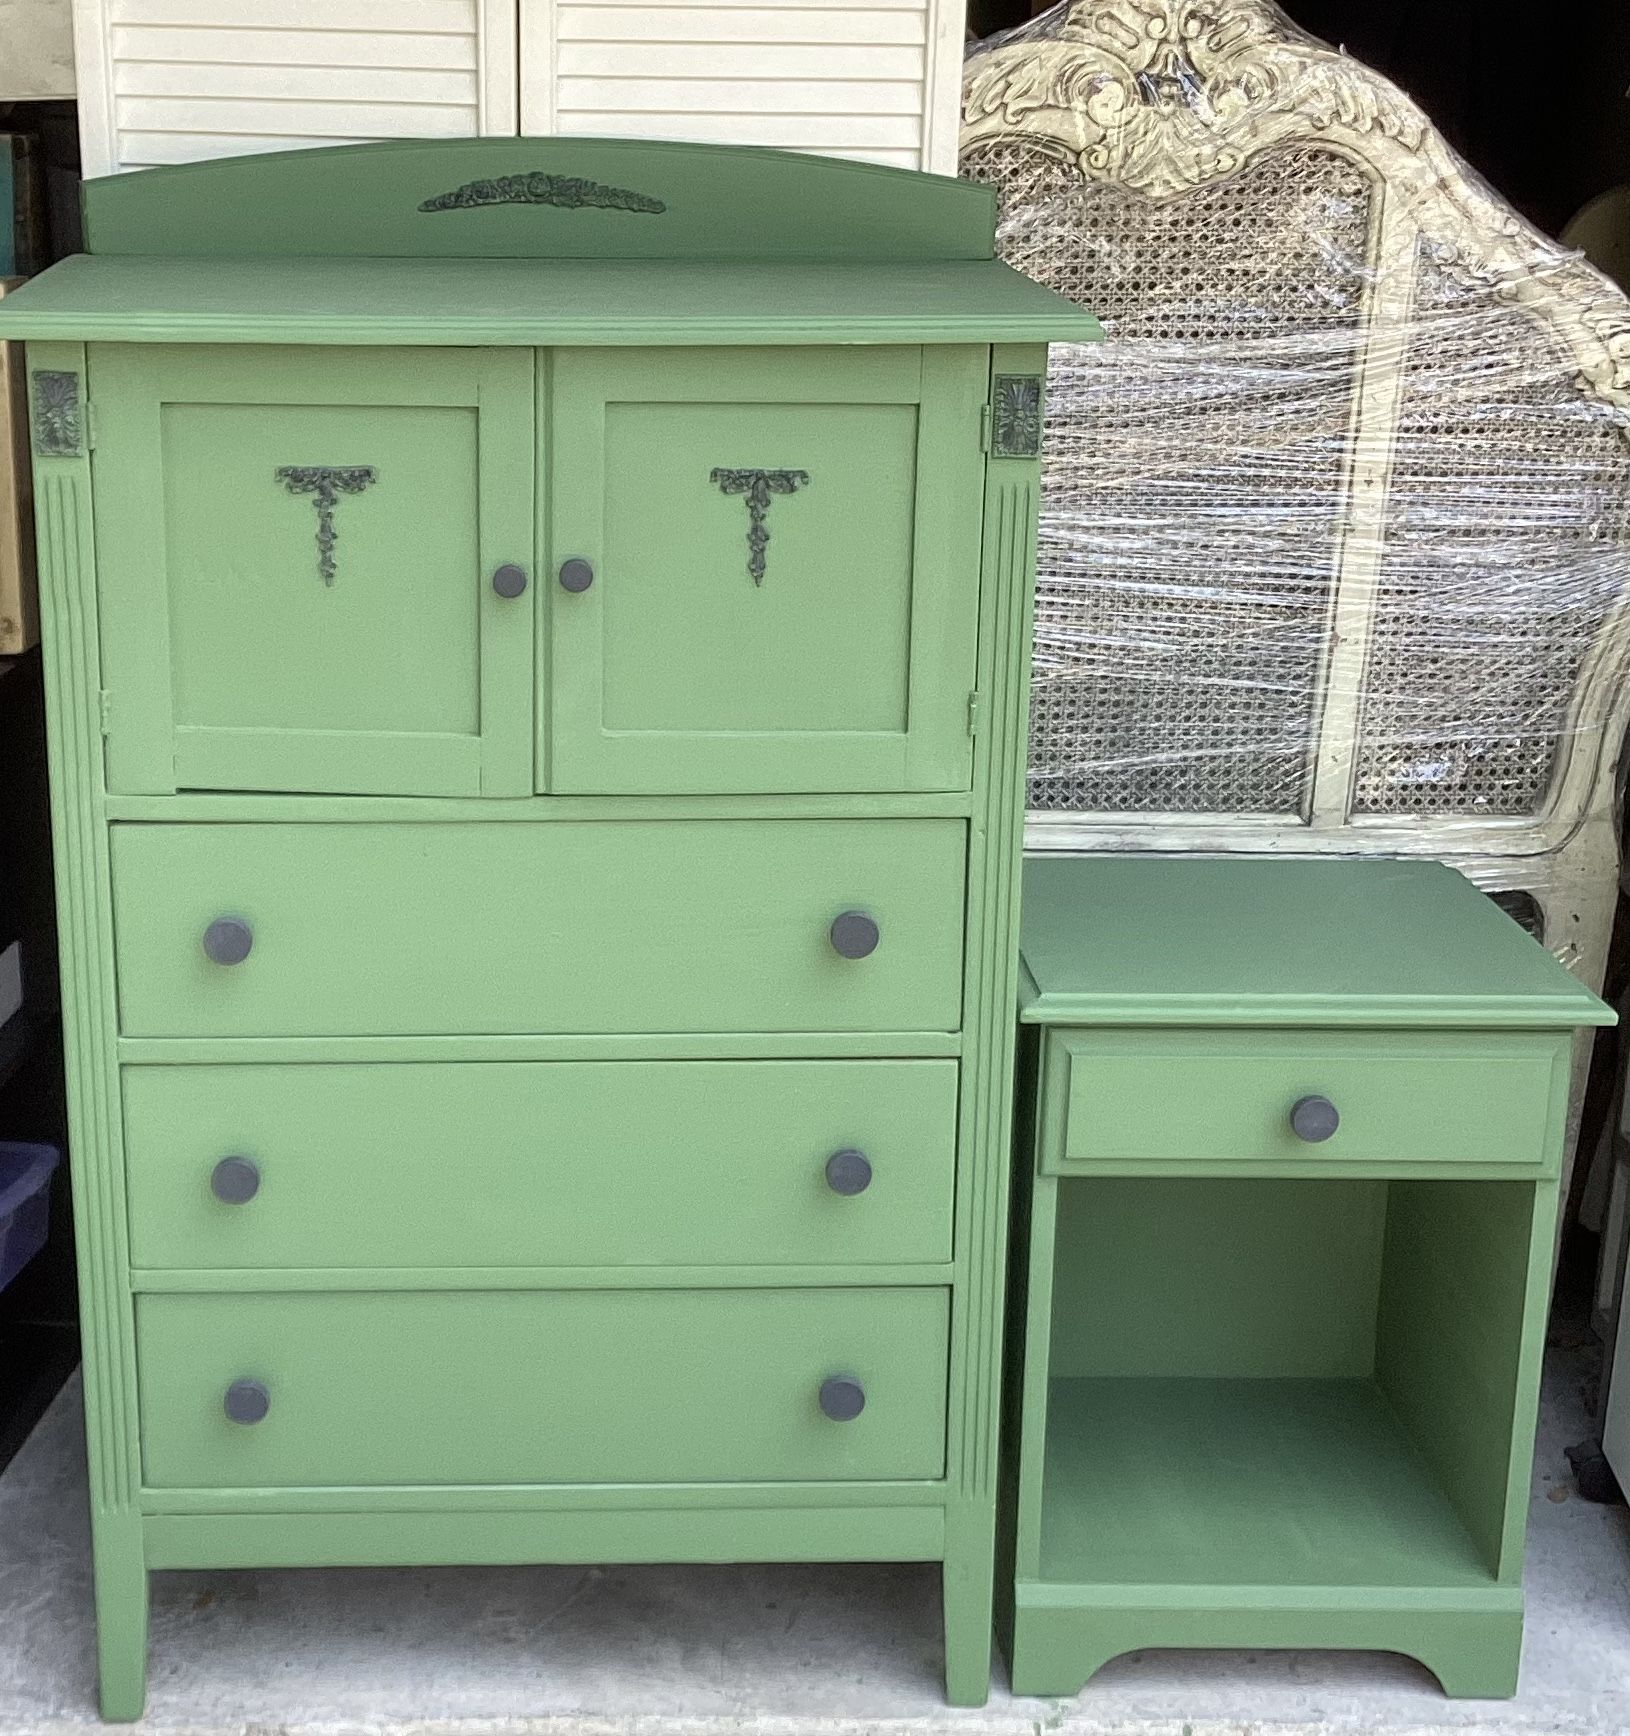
83, 401, 97, 452
967, 690, 982, 737
98, 690, 112, 735
979, 404, 993, 454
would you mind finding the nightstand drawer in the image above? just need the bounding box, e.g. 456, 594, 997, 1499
124, 1059, 958, 1271
1047, 1029, 1569, 1173
109, 819, 966, 1037
136, 1287, 950, 1488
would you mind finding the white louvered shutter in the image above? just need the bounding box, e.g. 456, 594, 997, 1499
521, 0, 966, 174
74, 0, 518, 176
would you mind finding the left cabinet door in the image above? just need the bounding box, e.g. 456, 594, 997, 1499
91, 345, 536, 797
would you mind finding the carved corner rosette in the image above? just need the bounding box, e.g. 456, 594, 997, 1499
419, 172, 666, 216
711, 468, 811, 586
992, 375, 1044, 457
276, 465, 380, 586
32, 370, 82, 458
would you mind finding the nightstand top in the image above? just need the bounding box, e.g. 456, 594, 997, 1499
1019, 857, 1615, 1030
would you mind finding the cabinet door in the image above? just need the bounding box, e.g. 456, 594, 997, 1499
92, 346, 535, 796
545, 346, 986, 794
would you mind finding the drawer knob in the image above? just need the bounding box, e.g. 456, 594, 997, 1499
223, 1379, 271, 1425
491, 563, 528, 599
202, 916, 253, 966
819, 1375, 866, 1422
825, 1149, 873, 1196
558, 557, 595, 593
829, 911, 880, 960
210, 1155, 261, 1204
1290, 1095, 1340, 1143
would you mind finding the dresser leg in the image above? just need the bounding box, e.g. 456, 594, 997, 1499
941, 1517, 996, 1706
1411, 1613, 1524, 1700
92, 1515, 149, 1722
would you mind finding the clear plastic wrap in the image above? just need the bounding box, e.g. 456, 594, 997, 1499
961, 0, 1630, 863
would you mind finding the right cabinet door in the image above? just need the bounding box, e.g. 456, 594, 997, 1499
544, 346, 986, 794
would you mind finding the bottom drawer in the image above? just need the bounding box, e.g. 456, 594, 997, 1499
137, 1288, 949, 1488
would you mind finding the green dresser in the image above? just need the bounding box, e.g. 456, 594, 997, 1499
1010, 857, 1614, 1699
0, 138, 1098, 1718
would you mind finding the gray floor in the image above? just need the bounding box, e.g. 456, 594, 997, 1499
3, 1349, 1630, 1736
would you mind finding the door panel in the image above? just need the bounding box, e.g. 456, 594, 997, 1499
545, 346, 986, 794
91, 345, 535, 796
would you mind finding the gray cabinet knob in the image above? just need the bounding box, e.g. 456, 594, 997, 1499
825, 1149, 872, 1196
829, 911, 880, 959
202, 917, 253, 966
558, 558, 595, 593
819, 1375, 866, 1422
211, 1156, 261, 1205
1290, 1095, 1340, 1143
492, 563, 528, 599
224, 1379, 270, 1425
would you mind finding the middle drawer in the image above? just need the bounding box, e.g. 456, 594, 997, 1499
109, 819, 967, 1038
124, 1060, 959, 1270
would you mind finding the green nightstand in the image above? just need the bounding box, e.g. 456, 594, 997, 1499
1007, 857, 1614, 1698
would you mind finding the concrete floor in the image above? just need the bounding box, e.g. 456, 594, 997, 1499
3, 1349, 1630, 1736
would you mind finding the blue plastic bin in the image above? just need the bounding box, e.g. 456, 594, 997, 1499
0, 1142, 61, 1293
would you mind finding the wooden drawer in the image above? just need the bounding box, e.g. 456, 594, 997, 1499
109, 820, 966, 1037
1046, 1029, 1569, 1174
136, 1288, 949, 1488
124, 1059, 958, 1271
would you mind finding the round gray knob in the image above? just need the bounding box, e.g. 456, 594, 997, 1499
829, 911, 880, 960
825, 1149, 872, 1196
1290, 1096, 1340, 1144
202, 917, 253, 966
558, 558, 595, 593
819, 1376, 866, 1422
210, 1156, 260, 1205
492, 563, 528, 599
223, 1379, 270, 1425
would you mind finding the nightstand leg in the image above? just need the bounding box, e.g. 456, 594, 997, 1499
92, 1513, 148, 1722
942, 1511, 996, 1706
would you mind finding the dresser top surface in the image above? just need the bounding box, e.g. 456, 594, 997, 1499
0, 137, 1100, 348
1018, 857, 1615, 1030
0, 254, 1101, 348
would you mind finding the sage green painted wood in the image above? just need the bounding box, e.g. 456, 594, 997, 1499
123, 1060, 958, 1270
26, 340, 151, 1723
0, 257, 1101, 350
546, 347, 983, 795
1008, 1591, 1524, 1700
23, 142, 1072, 1714
1053, 1029, 1567, 1173
136, 1287, 949, 1487
90, 345, 535, 797
108, 819, 966, 1037
144, 1503, 946, 1570
78, 139, 1001, 262
1048, 1178, 1388, 1379
1037, 1377, 1494, 1587
1375, 1179, 1558, 1581
1019, 857, 1614, 1029
1007, 855, 1614, 1701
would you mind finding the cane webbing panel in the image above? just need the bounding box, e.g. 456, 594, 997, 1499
964, 140, 1374, 813
1352, 254, 1630, 817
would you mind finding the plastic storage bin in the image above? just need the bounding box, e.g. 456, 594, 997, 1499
0, 1141, 59, 1292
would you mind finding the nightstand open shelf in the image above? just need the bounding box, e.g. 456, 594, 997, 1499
1039, 1376, 1492, 1591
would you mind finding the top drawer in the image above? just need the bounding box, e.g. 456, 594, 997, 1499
1045, 1029, 1570, 1175
110, 819, 965, 1039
